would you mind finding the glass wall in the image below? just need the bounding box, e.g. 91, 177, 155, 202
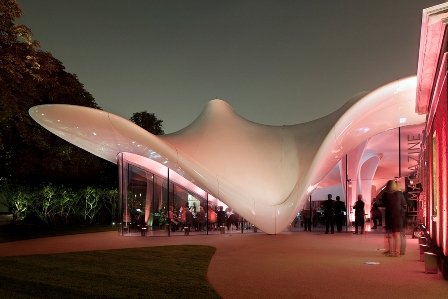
119, 160, 167, 236
118, 153, 234, 236
117, 152, 259, 236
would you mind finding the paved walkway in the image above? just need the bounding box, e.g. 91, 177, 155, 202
0, 228, 447, 298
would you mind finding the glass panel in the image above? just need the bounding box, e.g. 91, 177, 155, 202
208, 196, 218, 232
119, 154, 131, 236
117, 153, 124, 236
151, 175, 168, 235
127, 165, 147, 235
191, 193, 204, 232
144, 171, 153, 227
168, 184, 188, 235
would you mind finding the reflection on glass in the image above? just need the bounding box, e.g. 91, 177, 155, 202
119, 156, 242, 236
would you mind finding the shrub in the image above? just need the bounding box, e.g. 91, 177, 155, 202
0, 179, 118, 226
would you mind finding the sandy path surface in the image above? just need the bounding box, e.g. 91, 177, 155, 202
1, 230, 447, 298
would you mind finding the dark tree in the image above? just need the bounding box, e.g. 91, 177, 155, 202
129, 111, 164, 135
0, 0, 116, 187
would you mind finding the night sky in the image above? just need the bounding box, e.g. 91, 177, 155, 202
18, 0, 441, 133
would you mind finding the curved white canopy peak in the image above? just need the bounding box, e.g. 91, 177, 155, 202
29, 76, 425, 234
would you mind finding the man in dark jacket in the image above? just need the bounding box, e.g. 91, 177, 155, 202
217, 206, 227, 227
334, 196, 346, 232
353, 194, 365, 234
323, 194, 335, 234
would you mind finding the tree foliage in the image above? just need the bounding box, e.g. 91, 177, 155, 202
0, 178, 118, 225
0, 0, 116, 187
130, 110, 164, 135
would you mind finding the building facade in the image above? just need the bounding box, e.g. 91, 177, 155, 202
415, 2, 448, 279
29, 75, 425, 235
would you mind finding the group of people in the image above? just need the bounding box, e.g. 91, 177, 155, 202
300, 180, 406, 248
323, 194, 347, 234
168, 205, 207, 232
352, 194, 384, 234
217, 206, 242, 230
168, 205, 241, 232
351, 180, 407, 256
301, 194, 347, 233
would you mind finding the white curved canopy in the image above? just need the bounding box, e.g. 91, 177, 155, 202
29, 76, 425, 234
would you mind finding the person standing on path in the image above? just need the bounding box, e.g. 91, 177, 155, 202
382, 180, 407, 257
323, 194, 335, 234
301, 201, 312, 232
334, 196, 346, 232
370, 200, 381, 229
353, 194, 365, 234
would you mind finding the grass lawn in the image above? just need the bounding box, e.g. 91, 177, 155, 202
0, 245, 222, 299
0, 224, 118, 243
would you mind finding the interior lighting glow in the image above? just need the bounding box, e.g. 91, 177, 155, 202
93, 132, 97, 135
400, 118, 407, 124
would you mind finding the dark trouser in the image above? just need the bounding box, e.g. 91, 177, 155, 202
325, 216, 334, 233
354, 217, 364, 234
372, 218, 378, 228
303, 217, 311, 231
335, 215, 344, 232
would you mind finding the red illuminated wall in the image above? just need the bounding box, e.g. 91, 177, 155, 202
428, 71, 448, 256
439, 81, 447, 256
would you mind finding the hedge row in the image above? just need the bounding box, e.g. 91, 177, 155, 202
0, 179, 119, 225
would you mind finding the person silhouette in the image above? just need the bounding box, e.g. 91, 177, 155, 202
334, 196, 346, 232
353, 194, 365, 234
323, 194, 335, 234
370, 200, 381, 229
301, 201, 312, 232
